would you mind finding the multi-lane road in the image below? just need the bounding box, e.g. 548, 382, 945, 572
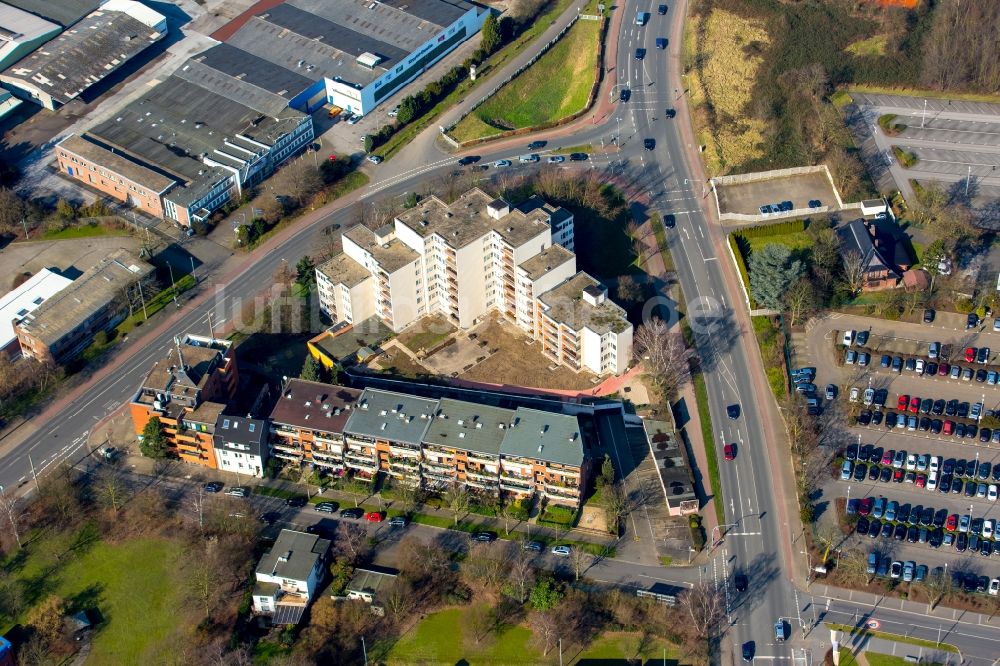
2, 1, 1000, 663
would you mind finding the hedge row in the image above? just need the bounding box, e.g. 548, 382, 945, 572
728, 233, 757, 309
735, 218, 807, 239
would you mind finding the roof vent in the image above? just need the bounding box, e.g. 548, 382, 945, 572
537, 444, 544, 453
476, 422, 483, 429
459, 432, 465, 438
380, 422, 387, 430
305, 401, 312, 407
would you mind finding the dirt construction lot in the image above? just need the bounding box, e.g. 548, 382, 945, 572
715, 171, 840, 218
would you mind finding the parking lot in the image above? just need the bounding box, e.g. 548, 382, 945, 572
714, 170, 840, 219
849, 92, 1000, 208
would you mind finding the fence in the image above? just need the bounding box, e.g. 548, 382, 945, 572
711, 164, 861, 223
445, 12, 609, 147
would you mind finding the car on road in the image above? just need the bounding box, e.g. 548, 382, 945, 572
285, 496, 307, 508
644, 138, 656, 150
225, 486, 249, 498
204, 482, 224, 493
665, 107, 676, 118
742, 642, 754, 663
523, 540, 544, 552
472, 531, 497, 542
365, 511, 385, 522
658, 3, 667, 14
519, 154, 539, 163
546, 155, 565, 163
826, 384, 836, 400
551, 545, 572, 556
619, 88, 631, 102
494, 159, 512, 168
635, 48, 646, 60
569, 152, 589, 161
664, 214, 676, 228
340, 507, 364, 519
774, 620, 788, 642
724, 443, 737, 461
366, 154, 383, 164
314, 502, 337, 513
727, 404, 740, 419
527, 141, 547, 150
388, 516, 408, 527
734, 572, 748, 592
457, 155, 480, 166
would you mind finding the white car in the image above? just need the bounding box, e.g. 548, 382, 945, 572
347, 114, 362, 124
989, 484, 999, 502
905, 453, 917, 471
916, 454, 928, 472
546, 155, 565, 163
387, 105, 399, 117
551, 545, 572, 556
849, 387, 860, 403
994, 317, 1000, 333
366, 154, 383, 164
984, 519, 995, 539
915, 359, 925, 374
927, 472, 938, 492
842, 330, 855, 346
494, 160, 512, 168
990, 578, 1000, 596
863, 388, 874, 406
929, 456, 940, 474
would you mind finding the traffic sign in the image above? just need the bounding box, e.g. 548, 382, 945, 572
866, 619, 881, 630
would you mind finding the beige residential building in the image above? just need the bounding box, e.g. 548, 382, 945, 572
316, 188, 634, 375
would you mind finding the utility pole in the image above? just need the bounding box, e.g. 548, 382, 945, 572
558, 638, 563, 666
921, 99, 927, 128
20, 217, 28, 240
167, 262, 179, 308
361, 637, 368, 666
207, 311, 215, 339
28, 454, 39, 492
966, 165, 972, 197
138, 280, 148, 320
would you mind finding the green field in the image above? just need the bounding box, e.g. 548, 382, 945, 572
693, 372, 725, 527
384, 607, 679, 665
742, 229, 815, 264
41, 223, 129, 240
751, 316, 787, 399
3, 532, 187, 664
451, 19, 601, 142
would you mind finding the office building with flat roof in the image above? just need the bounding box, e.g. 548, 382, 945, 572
1, 0, 166, 110
0, 2, 61, 71
14, 249, 153, 363
0, 268, 73, 357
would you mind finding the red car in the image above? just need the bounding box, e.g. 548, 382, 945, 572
896, 394, 909, 411
893, 469, 904, 483
965, 347, 976, 363
724, 443, 737, 461
858, 497, 873, 516
943, 420, 954, 435
881, 450, 894, 466
938, 362, 950, 376
365, 511, 385, 523
908, 397, 920, 414
915, 474, 926, 489
946, 514, 959, 531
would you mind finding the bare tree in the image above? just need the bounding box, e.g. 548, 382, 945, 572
570, 545, 588, 581
842, 249, 867, 296
924, 568, 953, 612
605, 481, 629, 536
634, 317, 693, 401
0, 490, 26, 549
678, 582, 725, 639
529, 609, 558, 655
504, 551, 536, 603
443, 482, 470, 526
192, 484, 208, 530
335, 522, 370, 563
93, 467, 129, 514
381, 578, 412, 623
187, 540, 222, 619
784, 278, 818, 327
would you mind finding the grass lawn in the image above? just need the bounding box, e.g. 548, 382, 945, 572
866, 654, 942, 666
845, 34, 888, 57
397, 314, 455, 352
693, 372, 725, 527
751, 316, 787, 399
824, 624, 958, 653
575, 632, 680, 663
41, 223, 129, 240
384, 606, 541, 664
451, 19, 601, 142
3, 532, 188, 664
743, 229, 815, 266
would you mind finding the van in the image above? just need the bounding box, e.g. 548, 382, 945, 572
327, 105, 343, 119
519, 154, 539, 163
635, 11, 649, 25
866, 552, 878, 575
774, 620, 788, 642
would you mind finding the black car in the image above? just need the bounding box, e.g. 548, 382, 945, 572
920, 398, 933, 414
658, 3, 668, 14
930, 419, 942, 434
285, 496, 307, 508
868, 465, 880, 481
527, 141, 547, 150
727, 404, 740, 419
868, 520, 882, 539
880, 522, 893, 539
871, 447, 883, 463
929, 529, 943, 548
932, 399, 945, 415
976, 369, 988, 383
897, 504, 911, 523
340, 507, 364, 519
204, 481, 224, 493
982, 540, 994, 557
981, 428, 992, 442
644, 138, 656, 150
871, 411, 884, 426
956, 533, 968, 552
471, 531, 497, 542
854, 463, 867, 481
967, 313, 979, 329
856, 330, 870, 346
742, 642, 754, 663
635, 48, 646, 60
893, 523, 907, 540
892, 357, 903, 372
885, 411, 897, 428
979, 462, 992, 480
952, 479, 964, 495
906, 526, 918, 543
665, 107, 677, 118
857, 411, 872, 425
965, 481, 978, 498
956, 423, 967, 438
924, 308, 935, 323
921, 507, 934, 525
664, 214, 676, 228
258, 511, 280, 525
919, 417, 931, 431
905, 358, 917, 372
569, 152, 589, 161
845, 444, 858, 461
879, 467, 892, 483
955, 459, 967, 476
958, 402, 970, 418
933, 509, 948, 528
457, 155, 480, 165
734, 573, 749, 592
943, 458, 955, 475
939, 475, 952, 493
945, 400, 958, 417
926, 362, 938, 376
619, 88, 631, 102
908, 506, 922, 526
856, 517, 870, 535
966, 425, 978, 439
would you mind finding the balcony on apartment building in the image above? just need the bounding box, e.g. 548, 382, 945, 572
543, 480, 581, 499
466, 476, 500, 491
466, 452, 499, 466
466, 468, 500, 482
345, 450, 377, 466
388, 456, 420, 470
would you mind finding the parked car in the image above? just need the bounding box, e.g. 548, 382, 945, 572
365, 511, 385, 522
315, 502, 337, 513
225, 486, 249, 498
472, 531, 497, 542
523, 540, 544, 552
551, 545, 572, 556
340, 507, 364, 519
204, 482, 224, 493
388, 516, 408, 527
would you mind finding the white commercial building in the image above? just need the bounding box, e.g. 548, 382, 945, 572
0, 268, 73, 357
317, 189, 634, 375
252, 529, 330, 625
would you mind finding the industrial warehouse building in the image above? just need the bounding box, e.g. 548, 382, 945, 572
52, 0, 486, 224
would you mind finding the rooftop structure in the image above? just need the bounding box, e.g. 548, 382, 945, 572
269, 379, 362, 434
14, 249, 153, 361
343, 225, 419, 274
500, 407, 583, 467
0, 268, 73, 355
343, 388, 437, 446
0, 2, 61, 70
316, 252, 371, 289
518, 244, 575, 282
345, 566, 399, 603
538, 272, 631, 335
0, 0, 167, 110
424, 398, 512, 456
2, 0, 99, 28
642, 419, 698, 516
395, 188, 552, 250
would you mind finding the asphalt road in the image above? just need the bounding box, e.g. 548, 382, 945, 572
3, 3, 1000, 664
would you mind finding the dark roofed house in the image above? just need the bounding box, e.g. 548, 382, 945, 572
837, 219, 902, 291
252, 529, 330, 625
